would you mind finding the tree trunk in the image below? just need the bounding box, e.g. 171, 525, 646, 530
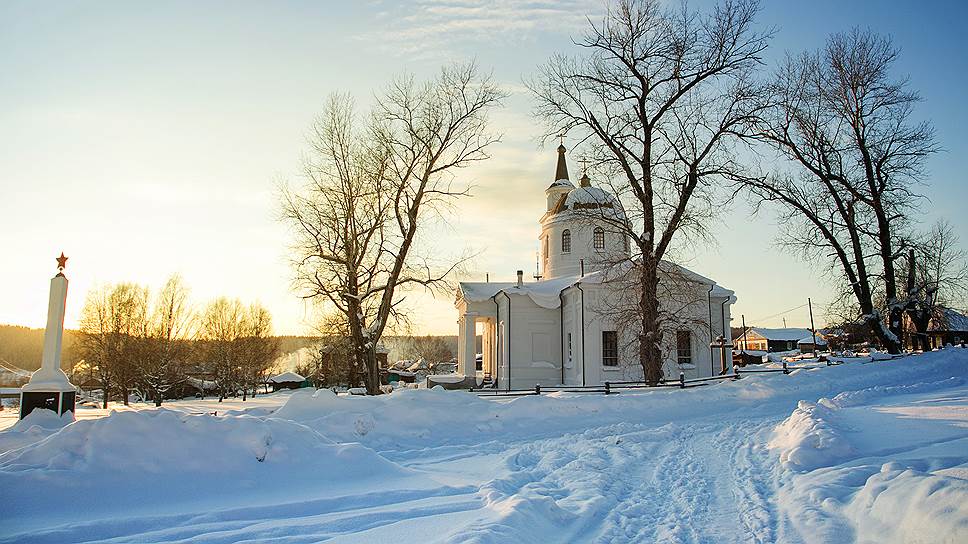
363, 348, 381, 395
639, 260, 663, 385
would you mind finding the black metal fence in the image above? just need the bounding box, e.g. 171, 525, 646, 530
472, 362, 794, 398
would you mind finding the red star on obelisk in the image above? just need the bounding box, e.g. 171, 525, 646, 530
56, 252, 68, 271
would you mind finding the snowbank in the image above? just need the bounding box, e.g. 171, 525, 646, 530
0, 409, 73, 454
846, 462, 968, 543
0, 408, 416, 533
769, 399, 854, 471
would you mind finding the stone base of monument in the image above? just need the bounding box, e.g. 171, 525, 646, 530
19, 365, 77, 419
20, 390, 76, 419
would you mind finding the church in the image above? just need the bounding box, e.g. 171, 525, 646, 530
453, 144, 737, 390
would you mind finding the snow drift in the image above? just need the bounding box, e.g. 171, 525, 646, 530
770, 398, 855, 471
0, 408, 416, 534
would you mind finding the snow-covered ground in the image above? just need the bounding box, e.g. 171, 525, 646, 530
1, 349, 966, 543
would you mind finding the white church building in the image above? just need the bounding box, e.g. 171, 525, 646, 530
454, 145, 736, 389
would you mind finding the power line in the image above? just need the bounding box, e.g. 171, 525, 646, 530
749, 303, 809, 324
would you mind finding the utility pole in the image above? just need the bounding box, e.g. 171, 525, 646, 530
782, 317, 787, 328
808, 297, 817, 355
741, 314, 748, 352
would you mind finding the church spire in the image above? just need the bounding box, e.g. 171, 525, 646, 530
554, 144, 569, 181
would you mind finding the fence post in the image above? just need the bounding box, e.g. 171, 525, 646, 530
535, 384, 541, 395
679, 372, 685, 389
782, 361, 789, 375
605, 381, 611, 395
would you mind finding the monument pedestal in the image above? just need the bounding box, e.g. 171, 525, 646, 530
20, 369, 77, 418
19, 254, 77, 420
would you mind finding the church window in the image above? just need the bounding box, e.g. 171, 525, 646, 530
593, 227, 605, 250
543, 236, 549, 265
562, 229, 571, 253
676, 330, 692, 365
602, 331, 618, 366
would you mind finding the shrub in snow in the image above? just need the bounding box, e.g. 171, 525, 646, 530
769, 399, 854, 471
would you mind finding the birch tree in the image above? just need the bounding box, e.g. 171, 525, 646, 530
282, 63, 503, 394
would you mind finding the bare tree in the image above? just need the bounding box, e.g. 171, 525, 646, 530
77, 283, 149, 407
281, 63, 504, 394
744, 29, 937, 353
399, 335, 454, 367
140, 275, 195, 406
198, 297, 247, 402
238, 303, 278, 400
903, 220, 968, 350
530, 0, 770, 383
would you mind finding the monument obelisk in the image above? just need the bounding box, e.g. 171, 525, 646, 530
19, 253, 77, 419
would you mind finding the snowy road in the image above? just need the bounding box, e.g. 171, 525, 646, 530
2, 350, 967, 543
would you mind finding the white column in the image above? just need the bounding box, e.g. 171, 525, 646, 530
461, 314, 477, 377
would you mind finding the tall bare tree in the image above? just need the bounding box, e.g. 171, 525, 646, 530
744, 29, 937, 353
282, 63, 504, 394
530, 0, 770, 383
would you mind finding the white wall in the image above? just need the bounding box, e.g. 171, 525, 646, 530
495, 292, 562, 390
540, 215, 628, 280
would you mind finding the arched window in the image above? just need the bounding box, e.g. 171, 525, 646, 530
593, 227, 605, 250
561, 229, 571, 253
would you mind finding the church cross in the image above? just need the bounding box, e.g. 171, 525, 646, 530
557, 132, 565, 145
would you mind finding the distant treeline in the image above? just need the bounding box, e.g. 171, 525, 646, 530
0, 324, 458, 372
0, 325, 81, 371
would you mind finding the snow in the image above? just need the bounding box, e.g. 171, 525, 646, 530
1, 349, 966, 543
797, 335, 828, 345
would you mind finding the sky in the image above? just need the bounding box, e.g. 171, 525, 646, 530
1, 0, 966, 336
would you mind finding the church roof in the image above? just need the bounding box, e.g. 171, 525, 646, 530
458, 260, 734, 310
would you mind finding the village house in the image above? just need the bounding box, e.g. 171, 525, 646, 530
453, 145, 736, 389
905, 307, 968, 349
734, 327, 825, 353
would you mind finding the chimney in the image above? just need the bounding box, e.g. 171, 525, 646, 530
516, 270, 524, 288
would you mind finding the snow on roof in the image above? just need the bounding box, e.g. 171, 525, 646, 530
750, 328, 815, 341
930, 308, 968, 332
797, 335, 828, 345
459, 259, 735, 310
268, 371, 305, 383
549, 186, 627, 222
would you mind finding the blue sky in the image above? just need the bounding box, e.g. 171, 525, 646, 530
1, 0, 965, 335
